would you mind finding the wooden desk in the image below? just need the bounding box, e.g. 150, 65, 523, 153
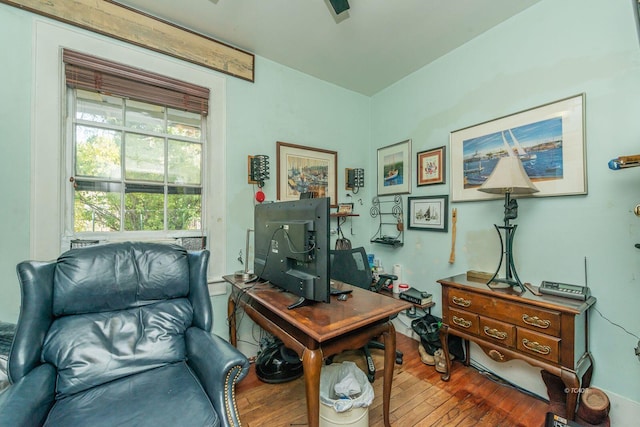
437, 274, 595, 421
224, 275, 411, 427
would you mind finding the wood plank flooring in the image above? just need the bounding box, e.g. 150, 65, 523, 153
235, 333, 552, 426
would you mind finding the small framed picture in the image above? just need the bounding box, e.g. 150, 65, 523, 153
417, 146, 445, 186
377, 139, 411, 196
407, 195, 448, 232
337, 203, 354, 214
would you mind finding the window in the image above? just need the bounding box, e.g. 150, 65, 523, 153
64, 50, 208, 236
33, 23, 226, 276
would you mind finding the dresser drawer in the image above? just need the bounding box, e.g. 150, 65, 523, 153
515, 303, 561, 337
448, 288, 561, 337
479, 316, 516, 348
448, 307, 479, 335
448, 289, 486, 312
517, 327, 560, 363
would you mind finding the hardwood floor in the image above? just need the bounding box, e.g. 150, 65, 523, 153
235, 333, 552, 426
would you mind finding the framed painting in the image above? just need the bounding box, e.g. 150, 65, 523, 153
276, 142, 338, 207
450, 94, 586, 202
407, 195, 448, 232
377, 139, 411, 196
417, 146, 446, 186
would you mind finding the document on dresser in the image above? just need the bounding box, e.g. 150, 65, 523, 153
437, 274, 596, 421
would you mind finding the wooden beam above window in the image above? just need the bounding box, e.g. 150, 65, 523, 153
1, 0, 255, 82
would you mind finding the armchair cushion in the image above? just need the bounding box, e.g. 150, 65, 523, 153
45, 361, 218, 427
42, 298, 193, 397
53, 243, 190, 316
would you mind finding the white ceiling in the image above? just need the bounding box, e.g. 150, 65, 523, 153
114, 0, 541, 96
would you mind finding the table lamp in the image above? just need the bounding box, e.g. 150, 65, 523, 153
478, 155, 539, 294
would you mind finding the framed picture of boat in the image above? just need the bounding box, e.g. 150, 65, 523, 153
407, 195, 448, 232
377, 139, 412, 196
450, 94, 586, 202
276, 141, 338, 207
417, 146, 446, 186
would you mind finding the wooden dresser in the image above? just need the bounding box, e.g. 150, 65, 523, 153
438, 274, 596, 420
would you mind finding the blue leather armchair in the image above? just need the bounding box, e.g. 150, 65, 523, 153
0, 242, 249, 427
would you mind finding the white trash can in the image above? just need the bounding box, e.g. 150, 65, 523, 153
319, 403, 368, 427
319, 361, 374, 427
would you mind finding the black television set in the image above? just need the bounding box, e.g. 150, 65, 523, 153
254, 197, 330, 309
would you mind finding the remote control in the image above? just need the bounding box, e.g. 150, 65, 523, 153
539, 281, 590, 301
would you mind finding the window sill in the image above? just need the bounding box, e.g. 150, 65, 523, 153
208, 280, 227, 297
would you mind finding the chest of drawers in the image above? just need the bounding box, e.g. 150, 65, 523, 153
438, 274, 595, 420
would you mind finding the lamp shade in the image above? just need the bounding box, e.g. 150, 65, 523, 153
479, 156, 539, 195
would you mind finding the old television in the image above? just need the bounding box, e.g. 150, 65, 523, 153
254, 197, 330, 309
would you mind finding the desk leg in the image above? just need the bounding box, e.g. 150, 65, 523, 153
382, 322, 395, 427
227, 296, 237, 347
302, 347, 323, 427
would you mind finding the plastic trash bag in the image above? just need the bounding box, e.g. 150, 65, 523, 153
320, 361, 374, 413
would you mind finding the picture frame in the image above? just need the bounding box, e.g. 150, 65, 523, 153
337, 203, 354, 215
377, 139, 412, 196
407, 195, 448, 232
417, 146, 446, 186
450, 94, 586, 202
276, 141, 338, 207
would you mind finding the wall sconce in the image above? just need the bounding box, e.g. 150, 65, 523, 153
329, 0, 350, 15
248, 155, 269, 202
478, 155, 538, 294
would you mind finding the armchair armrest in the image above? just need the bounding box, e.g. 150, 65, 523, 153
186, 327, 250, 427
0, 363, 56, 427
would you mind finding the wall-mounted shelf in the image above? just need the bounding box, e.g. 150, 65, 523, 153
370, 195, 404, 247
330, 213, 359, 238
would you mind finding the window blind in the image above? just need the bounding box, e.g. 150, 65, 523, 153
63, 49, 209, 115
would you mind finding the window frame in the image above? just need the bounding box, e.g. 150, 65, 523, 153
32, 20, 227, 280
66, 87, 206, 236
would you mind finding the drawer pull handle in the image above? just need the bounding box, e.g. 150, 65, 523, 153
452, 296, 471, 307
489, 349, 505, 361
522, 314, 551, 329
452, 316, 472, 329
522, 339, 551, 355
483, 326, 507, 340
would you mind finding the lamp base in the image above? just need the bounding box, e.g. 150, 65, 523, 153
485, 221, 527, 295
487, 278, 525, 295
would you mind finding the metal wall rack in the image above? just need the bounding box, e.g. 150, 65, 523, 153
370, 195, 404, 247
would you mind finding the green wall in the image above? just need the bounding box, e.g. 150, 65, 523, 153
224, 55, 372, 275
370, 0, 640, 407
0, 6, 32, 322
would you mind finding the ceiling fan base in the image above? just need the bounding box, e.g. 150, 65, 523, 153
329, 0, 350, 15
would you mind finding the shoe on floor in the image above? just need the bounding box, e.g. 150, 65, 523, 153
418, 343, 435, 365
434, 349, 447, 374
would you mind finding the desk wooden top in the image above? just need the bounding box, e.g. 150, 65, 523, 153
224, 275, 411, 343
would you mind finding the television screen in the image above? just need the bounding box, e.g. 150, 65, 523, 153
254, 198, 330, 309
